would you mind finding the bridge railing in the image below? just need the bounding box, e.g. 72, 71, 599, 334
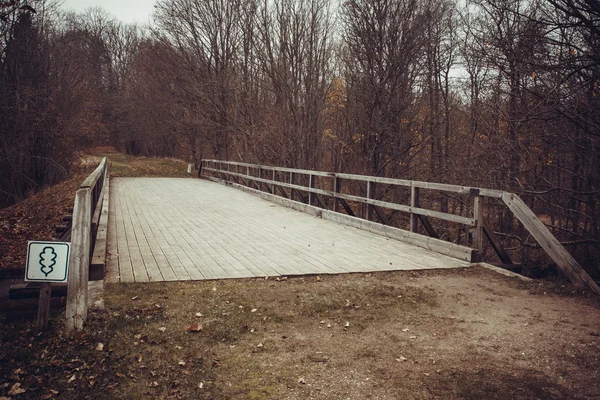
65, 157, 108, 331
201, 159, 600, 295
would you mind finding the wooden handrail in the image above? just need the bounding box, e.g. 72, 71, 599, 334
201, 159, 506, 198
66, 157, 108, 331
201, 159, 600, 295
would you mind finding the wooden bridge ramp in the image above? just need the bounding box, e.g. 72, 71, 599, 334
106, 178, 469, 283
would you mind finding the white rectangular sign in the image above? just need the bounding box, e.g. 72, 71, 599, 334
25, 241, 70, 282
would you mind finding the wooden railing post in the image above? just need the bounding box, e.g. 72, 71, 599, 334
65, 188, 92, 331
290, 172, 295, 201
272, 170, 276, 194
308, 174, 314, 206
473, 195, 484, 255
366, 181, 374, 221
333, 176, 340, 212
410, 184, 419, 233
258, 167, 263, 192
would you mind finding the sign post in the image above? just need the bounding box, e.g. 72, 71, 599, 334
25, 241, 70, 331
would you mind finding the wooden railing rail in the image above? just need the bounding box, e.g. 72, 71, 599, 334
201, 159, 600, 295
65, 157, 108, 331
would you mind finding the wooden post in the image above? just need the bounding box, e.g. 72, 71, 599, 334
290, 172, 295, 201
410, 184, 419, 233
258, 168, 263, 191
502, 193, 600, 294
308, 174, 314, 206
366, 181, 374, 221
36, 282, 52, 331
65, 188, 92, 331
333, 176, 341, 212
473, 195, 484, 255
272, 170, 276, 194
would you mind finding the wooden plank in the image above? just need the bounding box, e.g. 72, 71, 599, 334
321, 210, 476, 262
366, 181, 373, 220
66, 188, 92, 331
105, 179, 120, 283
333, 177, 340, 212
473, 196, 484, 255
80, 157, 106, 189
90, 170, 110, 281
374, 206, 390, 225
502, 193, 600, 294
418, 215, 440, 239
339, 198, 356, 217
410, 185, 419, 232
482, 221, 513, 264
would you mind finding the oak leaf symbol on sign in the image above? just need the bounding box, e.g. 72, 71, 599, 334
39, 246, 58, 276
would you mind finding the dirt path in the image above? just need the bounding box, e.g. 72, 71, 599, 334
2, 266, 598, 399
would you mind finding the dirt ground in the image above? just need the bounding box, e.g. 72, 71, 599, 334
1, 267, 599, 400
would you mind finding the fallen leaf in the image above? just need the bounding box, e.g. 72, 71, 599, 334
96, 343, 104, 351
49, 390, 59, 395
67, 375, 76, 383
8, 383, 26, 395
298, 377, 306, 384
13, 368, 23, 375
256, 343, 264, 348
195, 313, 203, 318
251, 309, 257, 313
131, 296, 139, 300
402, 328, 409, 332
344, 321, 350, 327
396, 356, 408, 362
198, 382, 204, 389
178, 361, 186, 367
158, 327, 167, 332
149, 381, 159, 387
41, 394, 53, 400
187, 323, 203, 332
409, 336, 417, 340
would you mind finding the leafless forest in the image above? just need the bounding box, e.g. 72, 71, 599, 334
1, 0, 599, 277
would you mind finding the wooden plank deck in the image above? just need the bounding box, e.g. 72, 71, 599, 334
106, 178, 470, 283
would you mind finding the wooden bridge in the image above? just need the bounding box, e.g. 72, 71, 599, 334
104, 178, 469, 283
101, 160, 598, 291
62, 158, 599, 330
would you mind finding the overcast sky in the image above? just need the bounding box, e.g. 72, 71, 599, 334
59, 0, 157, 24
